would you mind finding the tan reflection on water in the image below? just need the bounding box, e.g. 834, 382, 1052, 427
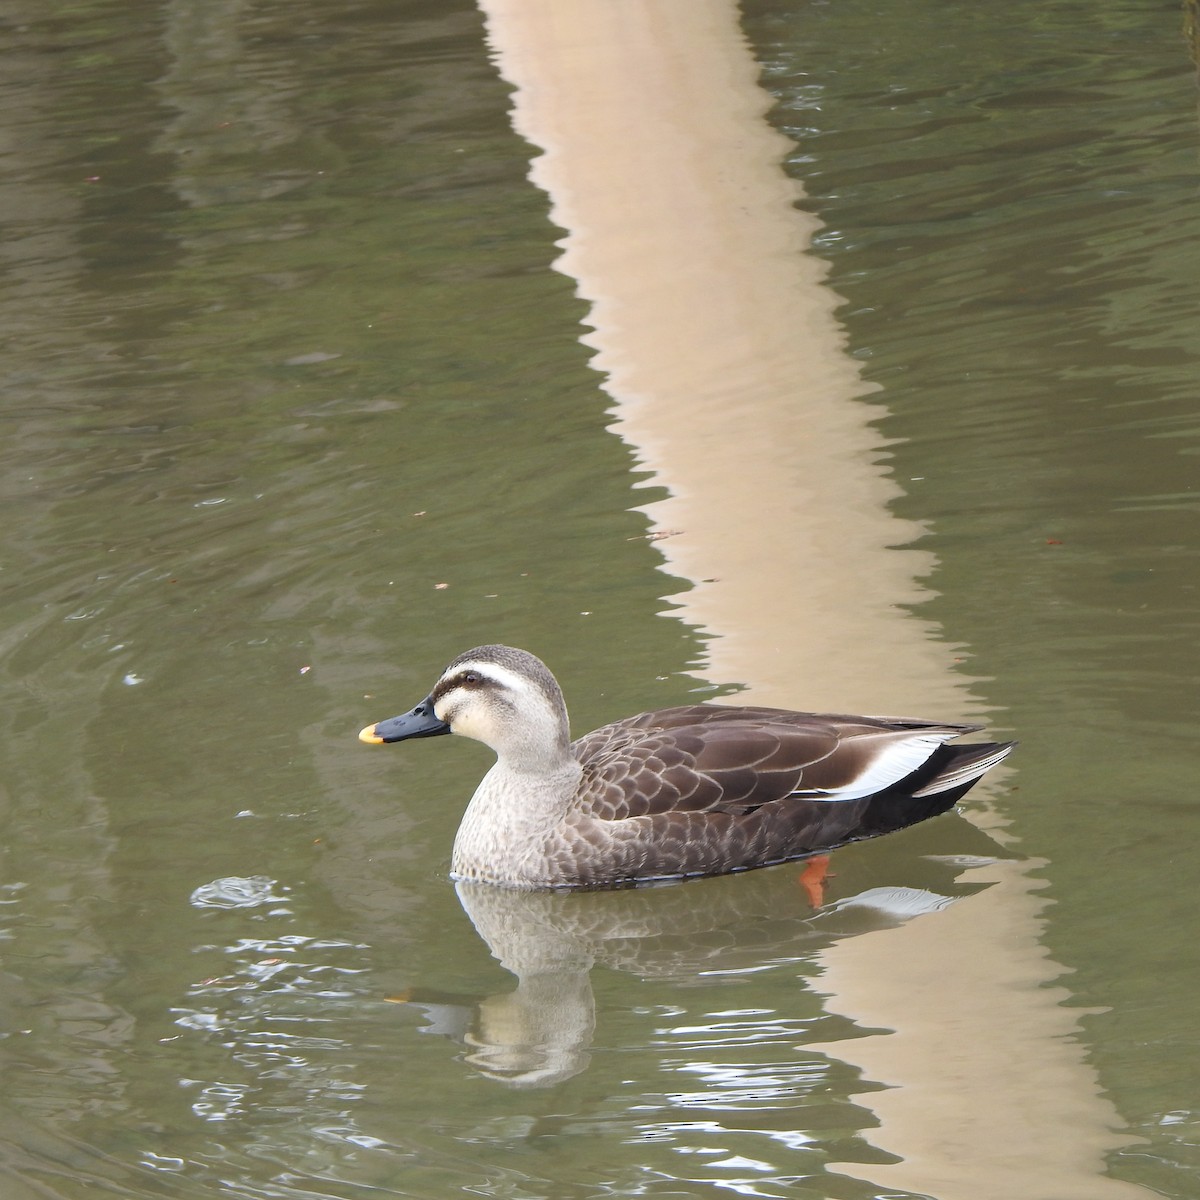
480, 1, 1147, 1197
486, 0, 960, 718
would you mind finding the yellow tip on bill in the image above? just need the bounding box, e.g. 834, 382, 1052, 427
358, 724, 384, 744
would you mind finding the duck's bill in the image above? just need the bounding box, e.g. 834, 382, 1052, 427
358, 695, 450, 744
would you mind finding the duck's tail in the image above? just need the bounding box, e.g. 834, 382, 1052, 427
835, 738, 1015, 848
911, 740, 1017, 800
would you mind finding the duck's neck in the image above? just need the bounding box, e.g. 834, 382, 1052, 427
451, 751, 583, 886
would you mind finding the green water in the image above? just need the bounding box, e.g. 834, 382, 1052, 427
1, 1, 1198, 1197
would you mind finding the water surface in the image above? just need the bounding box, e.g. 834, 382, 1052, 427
1, 1, 1198, 1198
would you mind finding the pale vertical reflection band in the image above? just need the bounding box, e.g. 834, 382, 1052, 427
485, 0, 957, 716
479, 1, 1146, 1197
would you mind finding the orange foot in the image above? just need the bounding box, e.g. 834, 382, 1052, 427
798, 855, 832, 907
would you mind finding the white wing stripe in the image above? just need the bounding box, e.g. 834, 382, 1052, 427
805, 732, 957, 802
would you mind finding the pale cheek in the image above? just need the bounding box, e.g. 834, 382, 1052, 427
449, 708, 488, 743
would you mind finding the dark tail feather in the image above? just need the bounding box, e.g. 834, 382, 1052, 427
913, 740, 1016, 799
853, 739, 1016, 840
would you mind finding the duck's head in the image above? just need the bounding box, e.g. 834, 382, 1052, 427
358, 645, 573, 770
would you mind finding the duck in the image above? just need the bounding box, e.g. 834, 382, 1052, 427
358, 644, 1014, 891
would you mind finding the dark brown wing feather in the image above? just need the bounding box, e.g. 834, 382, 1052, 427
570, 703, 983, 822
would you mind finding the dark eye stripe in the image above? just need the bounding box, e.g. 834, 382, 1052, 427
433, 668, 500, 702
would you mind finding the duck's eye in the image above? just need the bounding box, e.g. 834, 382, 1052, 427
462, 671, 483, 686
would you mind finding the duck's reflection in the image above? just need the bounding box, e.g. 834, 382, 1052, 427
405, 821, 1009, 1087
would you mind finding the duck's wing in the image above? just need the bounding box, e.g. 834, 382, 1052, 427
572, 705, 991, 823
